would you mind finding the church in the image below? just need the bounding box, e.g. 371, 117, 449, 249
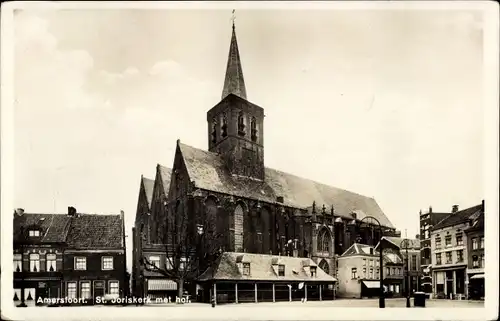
133, 19, 399, 303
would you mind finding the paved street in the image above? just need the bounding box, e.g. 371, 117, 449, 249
7, 298, 486, 321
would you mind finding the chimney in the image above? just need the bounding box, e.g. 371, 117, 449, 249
120, 210, 125, 221
482, 200, 485, 211
68, 206, 77, 217
416, 234, 420, 240
452, 205, 459, 213
429, 206, 433, 213
351, 212, 357, 220
14, 208, 25, 216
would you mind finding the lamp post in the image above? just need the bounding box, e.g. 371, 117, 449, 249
196, 223, 204, 303
351, 216, 385, 308
401, 236, 411, 308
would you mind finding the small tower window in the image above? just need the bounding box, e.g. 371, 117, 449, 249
211, 120, 217, 144
221, 113, 228, 138
238, 112, 246, 136
251, 117, 258, 142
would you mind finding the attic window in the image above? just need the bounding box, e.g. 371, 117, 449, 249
29, 230, 40, 237
278, 264, 285, 276
310, 266, 317, 277
243, 263, 250, 276
221, 113, 228, 138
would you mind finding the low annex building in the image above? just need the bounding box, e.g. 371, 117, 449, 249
197, 252, 336, 304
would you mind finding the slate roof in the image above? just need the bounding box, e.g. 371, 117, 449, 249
198, 252, 336, 282
13, 213, 71, 243
340, 243, 377, 257
466, 211, 484, 232
141, 176, 155, 209
158, 164, 172, 196
382, 236, 420, 250
66, 214, 124, 249
432, 204, 483, 231
178, 142, 394, 228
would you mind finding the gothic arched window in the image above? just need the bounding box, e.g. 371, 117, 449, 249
251, 117, 257, 142
205, 198, 218, 235
234, 204, 244, 251
317, 228, 331, 254
211, 120, 217, 144
319, 259, 330, 275
238, 112, 246, 136
221, 113, 228, 138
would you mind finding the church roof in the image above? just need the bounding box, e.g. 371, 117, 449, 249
178, 141, 394, 228
157, 164, 172, 196
141, 176, 155, 209
221, 23, 247, 100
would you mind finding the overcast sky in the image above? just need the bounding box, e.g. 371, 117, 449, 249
12, 5, 486, 269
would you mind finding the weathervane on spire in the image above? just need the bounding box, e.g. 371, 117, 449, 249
231, 9, 236, 28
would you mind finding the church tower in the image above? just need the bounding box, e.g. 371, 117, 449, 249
207, 18, 265, 180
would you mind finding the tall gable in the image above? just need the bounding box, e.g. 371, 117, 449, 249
141, 176, 155, 209
158, 165, 172, 196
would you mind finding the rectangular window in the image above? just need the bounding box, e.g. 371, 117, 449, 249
370, 260, 374, 267
445, 235, 451, 247
472, 255, 479, 268
411, 255, 417, 271
363, 268, 366, 278
278, 264, 285, 276
74, 257, 86, 270
480, 237, 484, 249
456, 250, 464, 263
180, 257, 187, 271
102, 257, 113, 270
435, 237, 442, 249
149, 256, 160, 269
376, 268, 379, 278
351, 268, 357, 279
398, 267, 402, 275
243, 263, 251, 276
386, 267, 390, 275
109, 281, 119, 295
14, 254, 22, 272
369, 268, 373, 279
445, 252, 452, 264
80, 281, 91, 299
29, 230, 40, 237
67, 282, 77, 299
46, 254, 57, 272
472, 238, 478, 250
456, 234, 463, 246
391, 267, 395, 275
436, 253, 442, 265
363, 259, 366, 266
480, 254, 485, 268
29, 254, 40, 272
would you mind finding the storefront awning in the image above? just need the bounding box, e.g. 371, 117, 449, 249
148, 279, 177, 291
470, 274, 484, 280
362, 280, 381, 289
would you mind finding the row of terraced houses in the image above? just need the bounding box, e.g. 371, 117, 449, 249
12, 207, 129, 306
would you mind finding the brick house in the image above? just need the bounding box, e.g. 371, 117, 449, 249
464, 202, 484, 300
430, 203, 483, 299
418, 206, 451, 297
132, 172, 178, 300
13, 207, 127, 305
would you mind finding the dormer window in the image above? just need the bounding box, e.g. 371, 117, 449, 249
310, 266, 317, 277
221, 113, 228, 138
29, 230, 40, 237
243, 262, 250, 275
251, 117, 257, 142
278, 264, 285, 276
238, 112, 246, 136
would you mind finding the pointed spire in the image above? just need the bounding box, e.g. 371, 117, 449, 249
221, 10, 247, 100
